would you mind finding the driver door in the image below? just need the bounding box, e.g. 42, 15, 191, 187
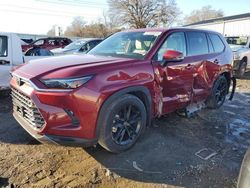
152, 32, 195, 114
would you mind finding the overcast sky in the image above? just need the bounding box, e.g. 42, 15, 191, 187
0, 0, 249, 35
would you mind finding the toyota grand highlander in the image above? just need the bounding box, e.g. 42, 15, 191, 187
11, 28, 235, 153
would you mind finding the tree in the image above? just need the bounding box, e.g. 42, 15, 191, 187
107, 0, 180, 28
64, 17, 117, 38
184, 6, 224, 25
47, 25, 63, 36
64, 17, 86, 37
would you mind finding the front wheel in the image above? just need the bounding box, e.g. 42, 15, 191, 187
98, 94, 146, 153
206, 76, 228, 109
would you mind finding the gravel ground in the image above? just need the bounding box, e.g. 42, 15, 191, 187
0, 73, 250, 188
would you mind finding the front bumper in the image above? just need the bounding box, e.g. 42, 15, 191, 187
14, 108, 97, 147
10, 75, 102, 147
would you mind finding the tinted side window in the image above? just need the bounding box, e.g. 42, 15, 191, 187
187, 32, 208, 56
155, 32, 186, 61
209, 34, 225, 53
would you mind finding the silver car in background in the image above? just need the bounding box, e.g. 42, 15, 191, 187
52, 38, 102, 55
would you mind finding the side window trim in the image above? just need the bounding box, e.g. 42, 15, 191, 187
206, 33, 215, 53
153, 31, 187, 61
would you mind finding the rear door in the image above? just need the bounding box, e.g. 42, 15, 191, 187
186, 31, 225, 102
0, 34, 11, 89
152, 31, 195, 114
185, 31, 222, 102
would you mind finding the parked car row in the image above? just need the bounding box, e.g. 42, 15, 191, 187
20, 36, 103, 57
10, 28, 236, 153
0, 33, 103, 92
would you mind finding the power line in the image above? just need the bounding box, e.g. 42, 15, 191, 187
35, 0, 107, 8
0, 8, 98, 18
0, 4, 101, 17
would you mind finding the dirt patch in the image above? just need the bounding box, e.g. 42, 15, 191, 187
0, 74, 250, 187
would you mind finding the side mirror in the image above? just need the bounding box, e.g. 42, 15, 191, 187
162, 50, 184, 65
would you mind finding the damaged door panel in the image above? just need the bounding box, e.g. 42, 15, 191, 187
152, 59, 194, 115
192, 56, 221, 102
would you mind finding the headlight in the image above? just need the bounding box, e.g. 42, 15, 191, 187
233, 52, 240, 60
41, 76, 93, 89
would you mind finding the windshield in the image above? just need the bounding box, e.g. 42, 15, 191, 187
226, 37, 248, 46
0, 36, 8, 57
88, 31, 162, 59
64, 40, 87, 50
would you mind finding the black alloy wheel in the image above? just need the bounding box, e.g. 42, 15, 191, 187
206, 76, 228, 109
111, 104, 142, 146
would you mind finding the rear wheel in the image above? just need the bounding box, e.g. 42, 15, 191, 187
98, 94, 146, 153
206, 76, 228, 109
236, 61, 247, 78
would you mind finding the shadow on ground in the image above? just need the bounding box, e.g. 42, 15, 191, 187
0, 96, 40, 145
85, 108, 247, 187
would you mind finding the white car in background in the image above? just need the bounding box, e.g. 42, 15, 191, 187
51, 38, 102, 55
226, 36, 250, 77
0, 32, 52, 93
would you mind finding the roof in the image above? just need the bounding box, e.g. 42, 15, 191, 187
185, 12, 250, 26
121, 27, 221, 35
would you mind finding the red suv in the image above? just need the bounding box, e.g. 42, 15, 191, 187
11, 28, 235, 153
21, 37, 72, 52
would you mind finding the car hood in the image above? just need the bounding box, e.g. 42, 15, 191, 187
14, 54, 136, 79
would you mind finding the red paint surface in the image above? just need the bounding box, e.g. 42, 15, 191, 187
12, 28, 233, 141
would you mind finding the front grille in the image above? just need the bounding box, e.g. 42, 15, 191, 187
11, 87, 45, 129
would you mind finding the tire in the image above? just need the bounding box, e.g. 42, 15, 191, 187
206, 76, 228, 109
98, 94, 147, 153
0, 89, 10, 98
236, 61, 247, 78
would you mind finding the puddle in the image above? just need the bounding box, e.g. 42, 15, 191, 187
224, 104, 241, 108
224, 111, 236, 115
225, 118, 250, 147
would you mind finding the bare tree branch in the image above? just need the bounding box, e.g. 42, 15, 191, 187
108, 0, 180, 28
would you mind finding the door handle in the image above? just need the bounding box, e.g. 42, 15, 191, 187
214, 59, 219, 64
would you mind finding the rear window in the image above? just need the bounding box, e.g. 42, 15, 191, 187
0, 36, 8, 57
209, 34, 225, 53
186, 32, 209, 56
